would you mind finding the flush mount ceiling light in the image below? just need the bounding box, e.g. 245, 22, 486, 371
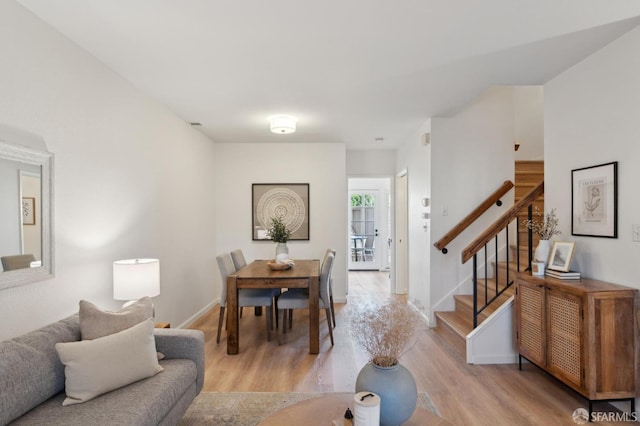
270, 115, 297, 134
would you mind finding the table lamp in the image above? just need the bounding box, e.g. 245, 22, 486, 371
113, 258, 160, 307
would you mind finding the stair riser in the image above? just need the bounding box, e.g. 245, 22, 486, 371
494, 268, 517, 287
476, 280, 509, 299
454, 296, 474, 318
434, 314, 466, 358
454, 296, 493, 323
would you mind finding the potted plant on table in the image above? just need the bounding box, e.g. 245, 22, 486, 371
267, 216, 291, 261
349, 301, 420, 426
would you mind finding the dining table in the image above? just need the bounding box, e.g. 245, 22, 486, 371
226, 259, 321, 355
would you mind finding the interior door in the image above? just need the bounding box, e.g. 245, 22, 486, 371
349, 190, 380, 270
395, 173, 408, 294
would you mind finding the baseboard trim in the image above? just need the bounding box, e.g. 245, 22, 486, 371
177, 299, 218, 329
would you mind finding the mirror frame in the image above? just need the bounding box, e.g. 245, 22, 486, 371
0, 140, 54, 289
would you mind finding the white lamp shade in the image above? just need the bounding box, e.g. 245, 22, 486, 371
113, 258, 160, 300
270, 115, 297, 134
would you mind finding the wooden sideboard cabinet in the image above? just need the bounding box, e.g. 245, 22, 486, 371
515, 272, 638, 411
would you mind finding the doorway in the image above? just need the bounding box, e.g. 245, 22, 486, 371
395, 171, 408, 294
347, 177, 391, 274
348, 189, 380, 270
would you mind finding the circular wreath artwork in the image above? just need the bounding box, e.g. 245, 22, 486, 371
257, 188, 305, 236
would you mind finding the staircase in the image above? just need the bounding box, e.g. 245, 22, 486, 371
434, 161, 543, 360
512, 161, 544, 262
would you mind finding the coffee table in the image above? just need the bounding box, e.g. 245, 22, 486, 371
258, 393, 451, 425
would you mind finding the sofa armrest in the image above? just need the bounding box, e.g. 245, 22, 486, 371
154, 329, 205, 394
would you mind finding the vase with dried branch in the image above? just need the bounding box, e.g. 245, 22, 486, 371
349, 301, 419, 426
522, 207, 561, 264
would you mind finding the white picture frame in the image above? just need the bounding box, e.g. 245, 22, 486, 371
547, 241, 576, 272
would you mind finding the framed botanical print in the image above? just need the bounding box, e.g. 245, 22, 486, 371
571, 161, 617, 238
252, 183, 309, 241
22, 197, 35, 225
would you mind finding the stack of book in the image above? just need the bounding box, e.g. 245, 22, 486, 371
545, 269, 581, 280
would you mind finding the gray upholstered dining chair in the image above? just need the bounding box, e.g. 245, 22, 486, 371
1, 254, 36, 271
215, 253, 275, 343
230, 249, 248, 271
286, 248, 336, 329
277, 251, 335, 345
324, 249, 337, 328
230, 248, 281, 324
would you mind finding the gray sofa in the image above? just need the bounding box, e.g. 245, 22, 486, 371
0, 315, 204, 426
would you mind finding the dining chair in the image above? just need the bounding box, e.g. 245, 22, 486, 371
352, 237, 365, 261
363, 238, 375, 261
1, 254, 36, 271
327, 249, 337, 328
230, 249, 247, 270
215, 253, 275, 343
230, 248, 281, 325
277, 251, 335, 345
286, 249, 336, 329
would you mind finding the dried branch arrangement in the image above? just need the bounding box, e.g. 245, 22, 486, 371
349, 301, 419, 367
522, 207, 560, 240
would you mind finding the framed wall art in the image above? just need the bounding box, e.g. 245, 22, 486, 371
547, 241, 576, 272
252, 183, 309, 241
22, 197, 35, 225
571, 161, 617, 238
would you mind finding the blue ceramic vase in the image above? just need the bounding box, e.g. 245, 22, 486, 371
355, 361, 417, 426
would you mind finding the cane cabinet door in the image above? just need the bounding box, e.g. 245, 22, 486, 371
515, 279, 546, 366
546, 289, 583, 389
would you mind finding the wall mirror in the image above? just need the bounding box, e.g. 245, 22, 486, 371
0, 139, 54, 290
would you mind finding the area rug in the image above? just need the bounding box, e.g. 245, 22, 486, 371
179, 391, 438, 425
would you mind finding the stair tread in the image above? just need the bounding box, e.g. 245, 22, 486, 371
457, 289, 514, 306
435, 311, 473, 337
495, 260, 529, 270
454, 288, 514, 320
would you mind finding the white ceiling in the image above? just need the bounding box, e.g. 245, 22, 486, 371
16, 0, 640, 150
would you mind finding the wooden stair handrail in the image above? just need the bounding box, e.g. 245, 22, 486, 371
462, 181, 544, 263
434, 180, 514, 253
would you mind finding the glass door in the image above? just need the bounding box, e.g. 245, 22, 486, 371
349, 190, 380, 270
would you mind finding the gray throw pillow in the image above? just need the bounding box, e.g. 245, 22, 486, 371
79, 297, 153, 340
55, 319, 163, 405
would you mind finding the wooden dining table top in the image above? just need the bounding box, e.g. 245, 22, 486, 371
226, 259, 321, 354
233, 259, 320, 280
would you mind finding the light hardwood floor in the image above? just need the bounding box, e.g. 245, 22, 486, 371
189, 271, 630, 425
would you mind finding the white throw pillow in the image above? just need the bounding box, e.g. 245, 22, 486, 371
79, 297, 153, 340
55, 319, 164, 406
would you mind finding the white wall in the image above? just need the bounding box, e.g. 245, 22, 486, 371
346, 150, 396, 176
214, 143, 348, 301
514, 86, 544, 161
0, 1, 217, 340
396, 120, 431, 316
545, 25, 640, 287
429, 87, 516, 321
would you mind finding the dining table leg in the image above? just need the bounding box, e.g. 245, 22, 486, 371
308, 275, 320, 354
227, 275, 239, 354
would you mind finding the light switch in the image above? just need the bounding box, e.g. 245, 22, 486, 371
633, 224, 640, 242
